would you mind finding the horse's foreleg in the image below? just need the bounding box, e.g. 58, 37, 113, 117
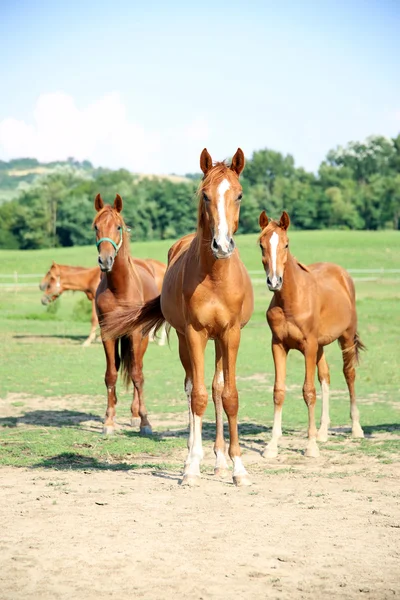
316, 347, 331, 442
130, 332, 152, 435
102, 338, 120, 435
181, 326, 207, 486
177, 333, 195, 476
212, 340, 229, 478
220, 326, 251, 487
263, 341, 288, 459
303, 342, 319, 457
82, 300, 98, 347
339, 334, 364, 439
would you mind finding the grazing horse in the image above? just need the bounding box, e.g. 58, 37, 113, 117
258, 210, 365, 458
94, 193, 160, 435
103, 149, 254, 486
40, 260, 168, 347
40, 263, 101, 346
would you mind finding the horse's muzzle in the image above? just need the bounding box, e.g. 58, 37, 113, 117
98, 255, 114, 272
211, 237, 235, 259
267, 275, 283, 291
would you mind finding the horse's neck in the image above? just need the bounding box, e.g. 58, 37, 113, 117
59, 267, 97, 293
275, 253, 305, 304
105, 252, 133, 293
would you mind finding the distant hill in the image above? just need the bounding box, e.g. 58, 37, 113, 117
0, 157, 192, 204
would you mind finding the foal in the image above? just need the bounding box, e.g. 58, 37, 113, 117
259, 210, 365, 458
103, 149, 254, 486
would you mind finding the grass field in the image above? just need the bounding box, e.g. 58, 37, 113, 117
1, 230, 399, 469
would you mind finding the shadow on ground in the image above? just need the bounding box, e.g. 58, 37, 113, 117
31, 453, 179, 472
0, 410, 102, 428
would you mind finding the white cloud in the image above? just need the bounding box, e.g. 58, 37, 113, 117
0, 92, 163, 172
0, 91, 213, 175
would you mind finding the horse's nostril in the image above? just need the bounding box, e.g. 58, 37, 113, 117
212, 238, 219, 251
228, 238, 235, 252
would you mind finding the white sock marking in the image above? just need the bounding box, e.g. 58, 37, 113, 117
320, 379, 330, 429
232, 456, 247, 477
269, 231, 279, 288
216, 178, 230, 252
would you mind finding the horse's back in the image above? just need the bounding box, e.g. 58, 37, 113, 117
309, 262, 357, 342
309, 262, 355, 301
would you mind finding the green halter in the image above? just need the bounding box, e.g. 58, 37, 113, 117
96, 227, 131, 256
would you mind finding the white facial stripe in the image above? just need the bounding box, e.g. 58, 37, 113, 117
216, 178, 230, 249
270, 232, 279, 286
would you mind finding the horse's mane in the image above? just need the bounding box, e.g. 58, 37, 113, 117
93, 205, 130, 259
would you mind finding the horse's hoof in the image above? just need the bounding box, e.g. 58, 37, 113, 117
180, 474, 201, 487
214, 467, 230, 479
317, 430, 329, 443
233, 474, 252, 487
352, 428, 364, 439
304, 445, 320, 458
262, 447, 278, 459
103, 425, 115, 436
140, 425, 153, 436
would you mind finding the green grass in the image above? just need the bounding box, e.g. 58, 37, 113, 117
0, 230, 399, 469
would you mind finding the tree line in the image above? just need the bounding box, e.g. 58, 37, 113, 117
0, 134, 399, 250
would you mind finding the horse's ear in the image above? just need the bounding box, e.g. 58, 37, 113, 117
94, 193, 104, 212
259, 210, 269, 230
231, 148, 245, 176
200, 148, 213, 175
113, 194, 123, 213
279, 211, 290, 230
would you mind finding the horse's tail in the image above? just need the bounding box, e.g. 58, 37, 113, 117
120, 336, 133, 389
354, 332, 366, 365
102, 295, 169, 342
340, 331, 366, 367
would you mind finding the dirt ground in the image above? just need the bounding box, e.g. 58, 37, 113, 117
0, 394, 399, 599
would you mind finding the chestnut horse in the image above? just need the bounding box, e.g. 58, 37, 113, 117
40, 263, 101, 346
258, 210, 365, 458
94, 193, 160, 435
40, 260, 167, 347
103, 149, 254, 486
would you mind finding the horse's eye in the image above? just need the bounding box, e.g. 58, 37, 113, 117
117, 225, 122, 231
237, 194, 243, 201
284, 244, 288, 249
94, 225, 98, 232
203, 193, 209, 202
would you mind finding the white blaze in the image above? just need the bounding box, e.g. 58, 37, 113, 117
216, 178, 230, 251
269, 231, 279, 287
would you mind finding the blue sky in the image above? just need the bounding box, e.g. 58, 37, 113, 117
0, 0, 399, 174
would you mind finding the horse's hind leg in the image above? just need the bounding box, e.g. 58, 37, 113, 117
102, 338, 120, 435
263, 341, 288, 459
339, 333, 364, 439
303, 341, 320, 457
179, 329, 206, 487
317, 347, 331, 442
82, 300, 98, 347
130, 332, 152, 435
212, 340, 229, 479
158, 323, 167, 346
